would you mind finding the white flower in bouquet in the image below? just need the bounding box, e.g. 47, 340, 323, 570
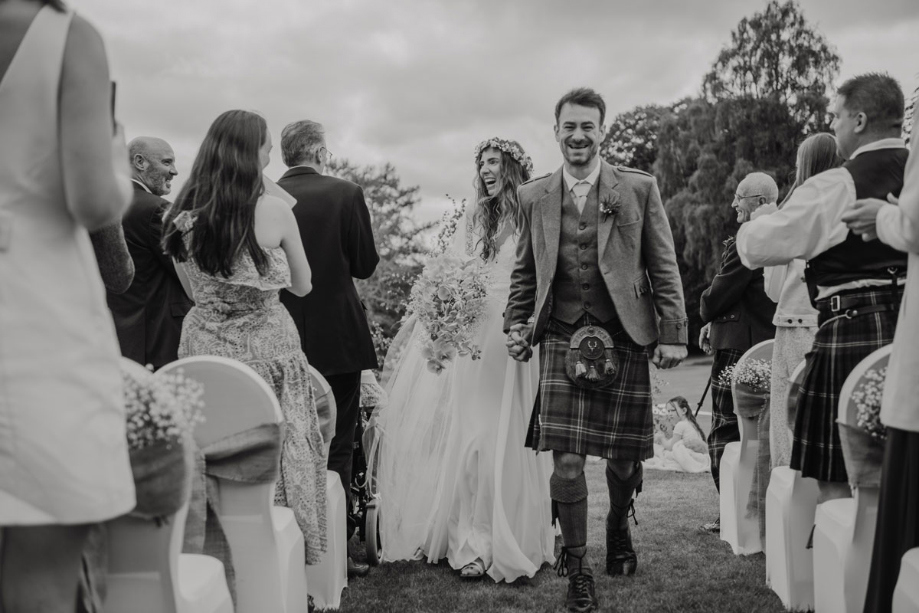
852, 367, 887, 442
717, 358, 771, 392
122, 366, 205, 451
408, 250, 490, 375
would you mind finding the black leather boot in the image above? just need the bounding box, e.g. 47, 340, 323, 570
606, 462, 641, 576
554, 547, 600, 613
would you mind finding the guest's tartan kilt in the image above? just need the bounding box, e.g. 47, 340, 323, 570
526, 316, 653, 461
708, 348, 745, 490
791, 288, 900, 483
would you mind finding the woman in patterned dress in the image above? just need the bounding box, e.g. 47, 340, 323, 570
162, 110, 327, 562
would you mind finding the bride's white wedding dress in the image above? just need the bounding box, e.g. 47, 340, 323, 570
377, 210, 555, 582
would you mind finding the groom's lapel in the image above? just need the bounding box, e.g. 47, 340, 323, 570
598, 160, 621, 260
540, 168, 564, 277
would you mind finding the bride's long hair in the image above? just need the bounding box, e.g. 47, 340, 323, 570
472, 144, 531, 262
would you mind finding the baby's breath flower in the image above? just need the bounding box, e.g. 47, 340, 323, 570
852, 367, 887, 442
122, 366, 205, 451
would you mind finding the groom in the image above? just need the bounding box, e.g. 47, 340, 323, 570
505, 88, 687, 612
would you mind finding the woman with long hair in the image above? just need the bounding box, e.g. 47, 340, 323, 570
0, 0, 136, 609
763, 133, 842, 468
162, 110, 327, 562
378, 138, 555, 582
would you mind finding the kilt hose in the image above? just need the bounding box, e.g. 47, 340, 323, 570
526, 316, 653, 461
791, 288, 900, 483
708, 348, 745, 491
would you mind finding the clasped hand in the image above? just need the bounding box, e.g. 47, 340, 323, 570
506, 323, 533, 362
841, 193, 897, 242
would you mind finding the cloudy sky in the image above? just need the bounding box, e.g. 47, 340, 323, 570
76, 0, 919, 222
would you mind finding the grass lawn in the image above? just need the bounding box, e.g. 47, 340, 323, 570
340, 466, 784, 613
336, 355, 783, 612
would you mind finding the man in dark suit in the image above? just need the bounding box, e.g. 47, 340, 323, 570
698, 172, 778, 534
107, 137, 192, 370
278, 120, 379, 577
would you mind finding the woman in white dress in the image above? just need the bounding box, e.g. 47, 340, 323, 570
378, 138, 555, 582
0, 1, 135, 610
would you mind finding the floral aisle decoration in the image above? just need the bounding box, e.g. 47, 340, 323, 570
838, 366, 887, 488
718, 358, 771, 418
407, 250, 490, 375
122, 363, 205, 520
850, 366, 887, 442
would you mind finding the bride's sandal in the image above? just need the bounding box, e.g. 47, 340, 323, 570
460, 558, 487, 580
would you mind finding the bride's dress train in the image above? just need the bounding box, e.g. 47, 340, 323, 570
377, 216, 555, 582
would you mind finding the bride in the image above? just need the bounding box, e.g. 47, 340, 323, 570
377, 138, 555, 582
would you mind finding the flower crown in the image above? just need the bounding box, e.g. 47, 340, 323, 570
474, 137, 534, 175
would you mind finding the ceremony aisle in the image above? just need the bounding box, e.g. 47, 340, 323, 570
337, 356, 785, 613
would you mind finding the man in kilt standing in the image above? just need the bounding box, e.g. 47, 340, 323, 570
736, 73, 908, 505
505, 88, 688, 613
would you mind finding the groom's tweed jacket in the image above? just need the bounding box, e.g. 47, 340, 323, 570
504, 159, 687, 347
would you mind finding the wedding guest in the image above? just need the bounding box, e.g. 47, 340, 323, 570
162, 110, 328, 563
842, 131, 919, 613
107, 137, 193, 369
0, 1, 136, 610
90, 222, 134, 293
736, 72, 908, 505
697, 172, 777, 534
762, 134, 841, 469
277, 120, 379, 578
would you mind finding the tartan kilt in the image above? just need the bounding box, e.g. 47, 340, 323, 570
708, 348, 745, 490
790, 289, 900, 483
526, 317, 653, 461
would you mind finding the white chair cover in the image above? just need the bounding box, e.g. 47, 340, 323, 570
105, 360, 233, 613
894, 548, 919, 613
813, 344, 891, 613
305, 473, 348, 609
766, 359, 819, 611
720, 339, 773, 555
159, 357, 308, 613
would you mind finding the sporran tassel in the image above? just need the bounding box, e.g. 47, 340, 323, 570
587, 365, 599, 382
575, 361, 587, 378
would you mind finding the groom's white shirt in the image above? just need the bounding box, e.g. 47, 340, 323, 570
563, 161, 601, 214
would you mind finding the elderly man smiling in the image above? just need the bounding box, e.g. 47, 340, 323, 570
698, 172, 778, 534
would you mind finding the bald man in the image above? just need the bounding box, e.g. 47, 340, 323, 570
697, 172, 778, 533
106, 137, 192, 370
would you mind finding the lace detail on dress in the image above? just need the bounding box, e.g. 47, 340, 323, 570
177, 226, 327, 563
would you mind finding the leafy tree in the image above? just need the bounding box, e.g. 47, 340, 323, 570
702, 0, 840, 132
599, 103, 675, 172
326, 159, 433, 364
652, 0, 838, 346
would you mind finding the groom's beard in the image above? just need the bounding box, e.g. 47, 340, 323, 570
562, 137, 600, 167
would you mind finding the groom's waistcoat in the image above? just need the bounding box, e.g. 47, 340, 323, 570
551, 181, 617, 324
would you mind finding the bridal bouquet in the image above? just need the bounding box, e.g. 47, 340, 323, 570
122, 364, 205, 519
408, 251, 490, 374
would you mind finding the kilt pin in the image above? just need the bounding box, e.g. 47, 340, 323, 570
505, 158, 688, 602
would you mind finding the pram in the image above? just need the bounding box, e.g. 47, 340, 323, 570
350, 370, 386, 565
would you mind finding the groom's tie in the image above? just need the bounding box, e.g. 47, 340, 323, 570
571, 181, 591, 215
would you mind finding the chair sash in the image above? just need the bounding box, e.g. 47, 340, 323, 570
183, 422, 283, 603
